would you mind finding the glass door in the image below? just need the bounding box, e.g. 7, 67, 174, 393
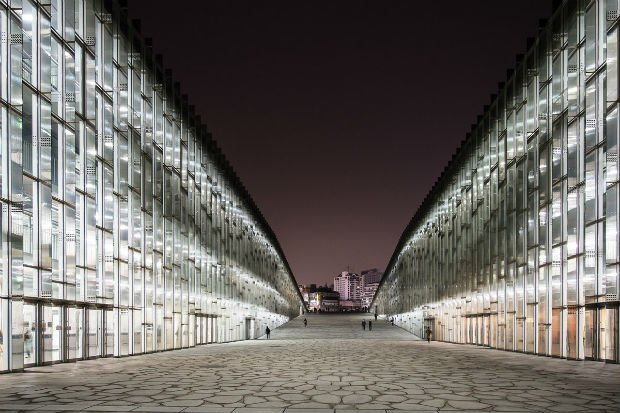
566, 307, 578, 359
601, 306, 618, 362
67, 307, 84, 360
489, 313, 497, 348
584, 307, 597, 359
516, 318, 525, 351
206, 315, 212, 344
603, 307, 617, 362
506, 314, 515, 351
201, 316, 207, 344
245, 318, 251, 340
483, 315, 490, 346
23, 303, 38, 366
119, 309, 129, 356
551, 308, 562, 356
42, 305, 63, 363
104, 309, 114, 356
86, 308, 102, 358
133, 310, 143, 354
423, 317, 435, 342
189, 314, 195, 347
526, 305, 536, 352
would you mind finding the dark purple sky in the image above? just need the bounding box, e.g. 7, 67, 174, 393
128, 0, 552, 285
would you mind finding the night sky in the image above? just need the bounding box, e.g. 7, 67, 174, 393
128, 0, 552, 285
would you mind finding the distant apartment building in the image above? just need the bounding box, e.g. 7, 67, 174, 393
334, 271, 363, 302
361, 269, 383, 309
313, 291, 341, 312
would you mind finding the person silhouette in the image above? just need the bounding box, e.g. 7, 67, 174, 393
303, 318, 308, 327
265, 326, 271, 339
362, 320, 366, 330
368, 320, 372, 331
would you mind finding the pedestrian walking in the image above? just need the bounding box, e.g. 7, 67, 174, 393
368, 320, 372, 331
24, 327, 33, 358
425, 326, 432, 343
390, 317, 394, 326
374, 313, 378, 321
303, 318, 308, 328
362, 320, 366, 330
265, 326, 271, 339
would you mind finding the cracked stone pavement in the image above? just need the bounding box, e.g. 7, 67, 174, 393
0, 313, 618, 412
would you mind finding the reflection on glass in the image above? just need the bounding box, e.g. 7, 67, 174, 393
373, 0, 619, 364
0, 0, 301, 372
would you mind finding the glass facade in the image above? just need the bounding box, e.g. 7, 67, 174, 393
374, 0, 620, 363
0, 0, 302, 372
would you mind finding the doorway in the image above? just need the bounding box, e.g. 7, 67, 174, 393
22, 303, 37, 366
423, 317, 435, 341
587, 305, 619, 362
245, 318, 254, 340
86, 308, 102, 358
41, 305, 62, 364
66, 307, 84, 360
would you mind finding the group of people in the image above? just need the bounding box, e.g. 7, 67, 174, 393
264, 316, 308, 339
362, 316, 433, 342
361, 319, 373, 330
264, 316, 433, 342
361, 313, 379, 331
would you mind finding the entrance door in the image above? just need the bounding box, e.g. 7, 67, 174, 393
526, 304, 536, 353
424, 318, 435, 341
66, 307, 83, 360
551, 308, 562, 357
23, 303, 37, 366
189, 314, 195, 347
104, 309, 114, 356
601, 306, 618, 362
245, 318, 252, 340
480, 315, 490, 346
202, 316, 207, 344
86, 308, 102, 358
41, 305, 63, 363
567, 307, 578, 359
585, 307, 597, 359
516, 318, 525, 352
489, 313, 497, 348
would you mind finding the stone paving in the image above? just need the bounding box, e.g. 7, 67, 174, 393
0, 313, 618, 412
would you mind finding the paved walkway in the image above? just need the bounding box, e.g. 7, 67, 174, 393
0, 313, 618, 412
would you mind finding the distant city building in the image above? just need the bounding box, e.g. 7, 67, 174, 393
299, 284, 337, 311
361, 268, 383, 284
299, 285, 310, 306
334, 271, 362, 301
306, 291, 340, 312
303, 270, 382, 312
334, 271, 362, 310
361, 269, 383, 309
317, 291, 341, 312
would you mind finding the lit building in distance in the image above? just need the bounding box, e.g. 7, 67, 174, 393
0, 0, 302, 372
299, 284, 338, 312
373, 0, 620, 363
334, 271, 362, 309
361, 269, 383, 309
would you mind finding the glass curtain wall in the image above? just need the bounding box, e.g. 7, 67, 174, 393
373, 0, 620, 363
0, 0, 302, 372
